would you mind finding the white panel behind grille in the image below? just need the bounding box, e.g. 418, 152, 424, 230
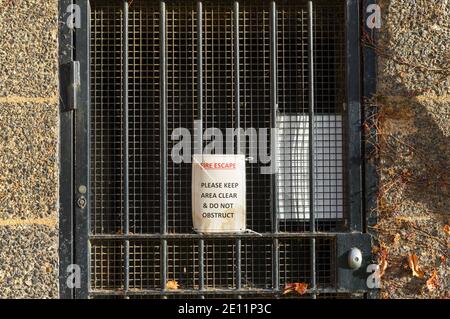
277, 114, 344, 220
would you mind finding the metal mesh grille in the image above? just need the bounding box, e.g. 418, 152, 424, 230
166, 0, 198, 234
279, 238, 335, 288
89, 0, 347, 298
129, 240, 161, 289
128, 2, 161, 234
203, 239, 236, 289
276, 0, 346, 232
167, 239, 199, 289
202, 0, 235, 136
239, 1, 272, 233
312, 2, 346, 231
90, 1, 124, 234
91, 240, 124, 290
241, 239, 273, 289
90, 0, 162, 235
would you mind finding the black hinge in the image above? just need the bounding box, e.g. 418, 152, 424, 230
336, 232, 374, 293
60, 61, 80, 112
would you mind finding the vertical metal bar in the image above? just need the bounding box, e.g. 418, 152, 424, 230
197, 1, 203, 151
160, 0, 168, 290
233, 0, 242, 292
197, 1, 205, 296
307, 0, 317, 299
234, 1, 241, 154
269, 0, 278, 234
269, 0, 279, 292
73, 0, 90, 299
58, 0, 74, 299
198, 236, 205, 294
235, 239, 242, 291
122, 0, 130, 294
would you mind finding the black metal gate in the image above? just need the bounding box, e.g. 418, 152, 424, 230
59, 0, 372, 299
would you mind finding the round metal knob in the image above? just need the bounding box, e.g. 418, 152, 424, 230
348, 247, 362, 270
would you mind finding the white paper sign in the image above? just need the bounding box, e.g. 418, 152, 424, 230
192, 154, 246, 233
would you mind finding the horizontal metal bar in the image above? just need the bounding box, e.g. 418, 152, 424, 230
90, 287, 351, 296
89, 232, 345, 240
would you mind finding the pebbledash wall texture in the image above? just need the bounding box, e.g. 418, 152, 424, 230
0, 0, 448, 298
0, 0, 59, 298
371, 0, 449, 298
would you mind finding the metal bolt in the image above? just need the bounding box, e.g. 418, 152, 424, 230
348, 247, 363, 270
78, 185, 87, 194
77, 196, 87, 209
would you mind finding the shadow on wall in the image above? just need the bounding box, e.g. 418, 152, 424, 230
364, 0, 450, 298
373, 92, 449, 298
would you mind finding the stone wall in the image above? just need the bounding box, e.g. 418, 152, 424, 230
0, 0, 59, 298
372, 0, 449, 298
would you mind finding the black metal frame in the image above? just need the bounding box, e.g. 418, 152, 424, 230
74, 0, 91, 299
58, 0, 377, 299
58, 0, 91, 299
58, 0, 74, 299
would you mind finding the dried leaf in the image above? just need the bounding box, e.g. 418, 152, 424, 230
379, 247, 388, 278
444, 224, 450, 236
440, 255, 446, 265
407, 254, 425, 278
283, 283, 308, 295
294, 283, 308, 295
426, 270, 439, 292
362, 122, 371, 134
166, 280, 179, 290
393, 233, 401, 244
386, 167, 396, 176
